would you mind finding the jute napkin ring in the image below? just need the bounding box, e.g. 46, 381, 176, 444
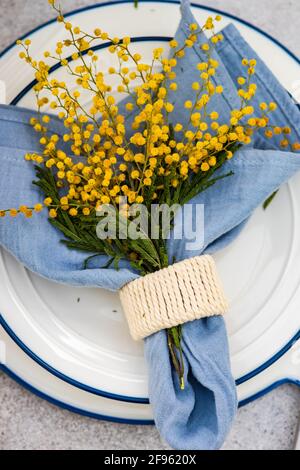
120, 255, 229, 341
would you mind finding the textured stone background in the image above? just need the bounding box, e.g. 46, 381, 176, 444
0, 0, 299, 450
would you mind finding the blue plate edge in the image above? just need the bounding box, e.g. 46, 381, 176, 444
1, 362, 299, 426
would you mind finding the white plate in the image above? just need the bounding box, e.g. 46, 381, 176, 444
1, 324, 299, 424
0, 325, 153, 423
0, 0, 299, 404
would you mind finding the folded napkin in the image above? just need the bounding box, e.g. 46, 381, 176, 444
0, 0, 300, 450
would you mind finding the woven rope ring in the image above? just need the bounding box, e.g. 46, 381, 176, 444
120, 255, 228, 341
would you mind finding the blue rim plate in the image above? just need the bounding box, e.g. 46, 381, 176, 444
0, 364, 154, 425
1, 362, 298, 426
0, 0, 299, 411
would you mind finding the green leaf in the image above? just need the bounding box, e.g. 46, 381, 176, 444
61, 240, 102, 252
49, 218, 82, 242
134, 237, 162, 266
130, 241, 160, 268
263, 190, 278, 210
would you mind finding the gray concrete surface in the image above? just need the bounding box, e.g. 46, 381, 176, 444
0, 0, 300, 450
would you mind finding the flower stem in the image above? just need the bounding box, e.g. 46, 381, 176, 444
167, 325, 185, 390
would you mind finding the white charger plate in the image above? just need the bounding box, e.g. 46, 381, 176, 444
0, 0, 299, 407
0, 325, 153, 423
1, 323, 299, 423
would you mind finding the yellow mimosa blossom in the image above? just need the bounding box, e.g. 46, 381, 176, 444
5, 0, 296, 231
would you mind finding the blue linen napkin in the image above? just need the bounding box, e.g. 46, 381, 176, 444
0, 0, 300, 450
143, 1, 300, 450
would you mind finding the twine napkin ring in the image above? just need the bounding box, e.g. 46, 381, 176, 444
120, 255, 228, 341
